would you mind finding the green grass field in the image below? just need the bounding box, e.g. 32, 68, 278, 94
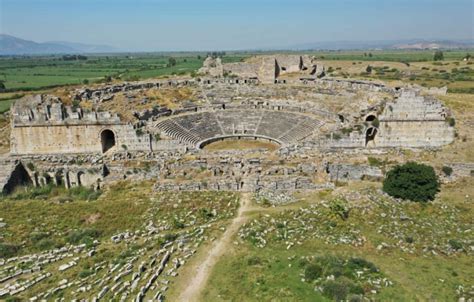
309, 49, 470, 62
202, 179, 474, 301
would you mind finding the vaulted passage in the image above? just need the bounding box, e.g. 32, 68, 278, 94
365, 127, 378, 146
101, 129, 116, 153
2, 162, 32, 194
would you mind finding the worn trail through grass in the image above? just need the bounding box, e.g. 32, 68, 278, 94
179, 192, 252, 302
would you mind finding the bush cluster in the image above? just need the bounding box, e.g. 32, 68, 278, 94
301, 255, 383, 300
66, 228, 101, 246
383, 162, 439, 202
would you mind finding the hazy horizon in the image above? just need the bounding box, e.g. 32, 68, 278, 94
1, 0, 473, 51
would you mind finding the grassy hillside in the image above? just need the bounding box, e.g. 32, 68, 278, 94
201, 180, 474, 301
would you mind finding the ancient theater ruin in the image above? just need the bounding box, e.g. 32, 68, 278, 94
1, 54, 456, 194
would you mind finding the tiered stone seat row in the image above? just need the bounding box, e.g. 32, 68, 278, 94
155, 109, 324, 147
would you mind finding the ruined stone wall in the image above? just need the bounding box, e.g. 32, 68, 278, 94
374, 91, 454, 148
258, 58, 278, 84
10, 123, 151, 155
223, 62, 259, 79
10, 95, 152, 155
154, 176, 333, 192
327, 164, 383, 181
375, 120, 454, 148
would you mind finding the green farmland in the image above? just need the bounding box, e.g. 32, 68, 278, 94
0, 53, 247, 92
0, 50, 471, 93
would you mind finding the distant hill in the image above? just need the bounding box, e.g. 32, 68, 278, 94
0, 34, 118, 55
392, 40, 474, 50
46, 41, 118, 53
285, 39, 474, 51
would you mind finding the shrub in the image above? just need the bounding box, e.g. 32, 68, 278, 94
304, 263, 323, 281
247, 256, 262, 266
371, 118, 380, 128
35, 238, 58, 251
442, 166, 453, 176
383, 162, 439, 202
448, 239, 463, 250
322, 277, 362, 301
67, 228, 100, 245
368, 157, 384, 167
347, 257, 378, 273
11, 184, 54, 200
329, 198, 350, 220
26, 162, 35, 171
79, 269, 94, 278
30, 232, 49, 243
164, 233, 177, 242
447, 117, 455, 127
0, 243, 20, 258
348, 295, 363, 302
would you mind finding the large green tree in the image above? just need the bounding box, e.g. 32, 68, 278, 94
433, 50, 444, 61
383, 162, 439, 202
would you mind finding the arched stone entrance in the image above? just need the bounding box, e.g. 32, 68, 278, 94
77, 171, 85, 186
365, 127, 378, 146
100, 129, 116, 153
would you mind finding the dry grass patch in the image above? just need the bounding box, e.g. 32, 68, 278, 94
203, 139, 280, 152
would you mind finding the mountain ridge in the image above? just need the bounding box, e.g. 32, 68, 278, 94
0, 34, 118, 55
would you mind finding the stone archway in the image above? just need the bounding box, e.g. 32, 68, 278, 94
365, 114, 377, 122
77, 171, 85, 186
100, 129, 116, 153
365, 127, 378, 147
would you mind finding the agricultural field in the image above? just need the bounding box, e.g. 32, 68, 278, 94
0, 53, 247, 92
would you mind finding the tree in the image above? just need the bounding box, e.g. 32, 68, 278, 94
383, 162, 439, 202
168, 57, 177, 67
366, 65, 373, 73
0, 80, 5, 92
433, 50, 444, 61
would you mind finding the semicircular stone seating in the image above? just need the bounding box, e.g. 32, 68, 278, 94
155, 109, 324, 148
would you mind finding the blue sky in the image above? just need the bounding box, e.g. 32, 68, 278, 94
1, 0, 473, 51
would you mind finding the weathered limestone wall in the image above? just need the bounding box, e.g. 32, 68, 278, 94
10, 94, 152, 155
154, 176, 333, 192
375, 91, 454, 148
375, 120, 454, 148
327, 164, 383, 181
198, 57, 224, 77
10, 124, 151, 155
224, 62, 258, 79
